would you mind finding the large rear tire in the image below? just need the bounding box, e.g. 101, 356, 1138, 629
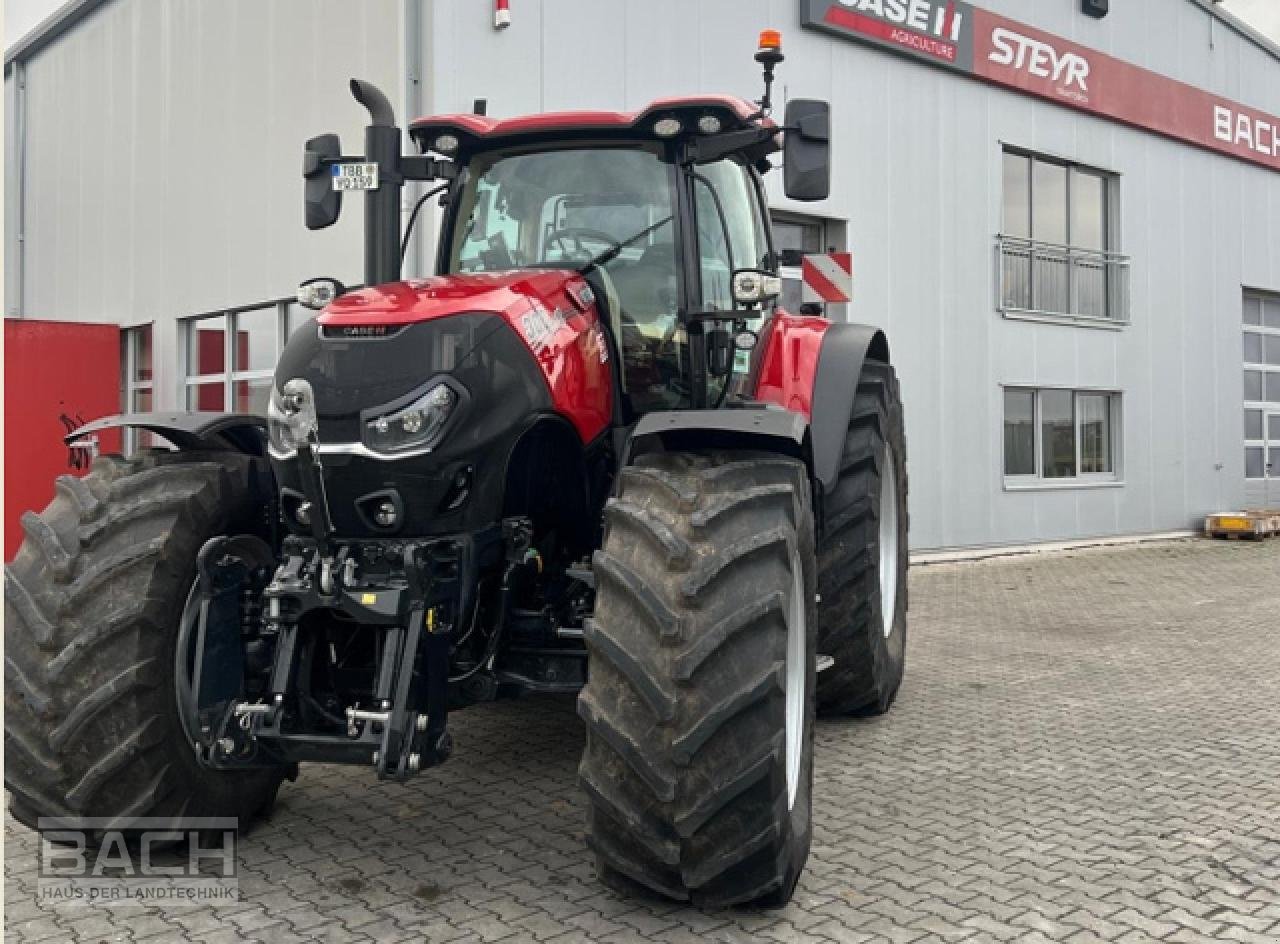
815, 359, 909, 716
4, 451, 287, 829
579, 451, 816, 908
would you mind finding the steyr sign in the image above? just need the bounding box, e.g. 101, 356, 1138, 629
801, 0, 1280, 173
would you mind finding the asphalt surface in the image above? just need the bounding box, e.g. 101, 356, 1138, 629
5, 536, 1279, 943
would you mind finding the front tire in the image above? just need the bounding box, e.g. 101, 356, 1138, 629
815, 359, 909, 716
579, 452, 816, 908
4, 451, 287, 829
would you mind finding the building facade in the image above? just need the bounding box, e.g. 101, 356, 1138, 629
5, 0, 1280, 551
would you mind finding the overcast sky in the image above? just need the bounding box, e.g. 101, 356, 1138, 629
1220, 0, 1280, 41
5, 0, 1280, 57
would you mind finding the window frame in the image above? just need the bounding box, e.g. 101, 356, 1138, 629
181, 299, 298, 416
1243, 290, 1280, 480
997, 145, 1129, 327
1002, 385, 1124, 489
121, 324, 154, 454
770, 211, 828, 312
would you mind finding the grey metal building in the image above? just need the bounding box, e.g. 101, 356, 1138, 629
6, 0, 1280, 551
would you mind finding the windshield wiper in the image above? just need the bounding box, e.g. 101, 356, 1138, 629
577, 215, 674, 275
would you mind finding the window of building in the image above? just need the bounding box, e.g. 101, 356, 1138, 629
771, 212, 826, 312
999, 149, 1129, 324
1243, 291, 1280, 480
121, 324, 154, 453
182, 300, 299, 416
1003, 387, 1121, 485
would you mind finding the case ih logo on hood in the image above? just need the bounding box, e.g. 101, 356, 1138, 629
988, 27, 1090, 101
323, 324, 400, 338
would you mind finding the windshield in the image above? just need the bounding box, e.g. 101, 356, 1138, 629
446, 146, 688, 412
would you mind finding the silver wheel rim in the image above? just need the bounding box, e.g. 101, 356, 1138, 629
174, 580, 203, 749
879, 442, 899, 639
784, 551, 806, 811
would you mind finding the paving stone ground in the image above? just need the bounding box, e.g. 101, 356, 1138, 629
5, 537, 1279, 943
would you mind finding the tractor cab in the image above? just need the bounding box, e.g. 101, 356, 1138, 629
415, 98, 783, 416
302, 31, 831, 416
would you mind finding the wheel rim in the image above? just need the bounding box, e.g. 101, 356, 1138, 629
784, 551, 806, 811
174, 580, 203, 749
879, 442, 900, 639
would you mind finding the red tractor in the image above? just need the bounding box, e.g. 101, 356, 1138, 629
5, 33, 907, 907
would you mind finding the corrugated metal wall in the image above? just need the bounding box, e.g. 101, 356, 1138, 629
427, 0, 1280, 550
9, 0, 402, 404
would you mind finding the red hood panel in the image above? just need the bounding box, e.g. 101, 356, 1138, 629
318, 270, 579, 327
318, 270, 613, 444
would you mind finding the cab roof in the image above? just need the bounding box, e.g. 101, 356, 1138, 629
409, 95, 778, 152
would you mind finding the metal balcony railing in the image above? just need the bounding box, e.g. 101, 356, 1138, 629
997, 235, 1131, 324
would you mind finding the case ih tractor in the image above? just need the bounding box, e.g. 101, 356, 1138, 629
5, 33, 907, 907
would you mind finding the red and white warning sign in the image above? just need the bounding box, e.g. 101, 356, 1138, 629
801, 252, 853, 304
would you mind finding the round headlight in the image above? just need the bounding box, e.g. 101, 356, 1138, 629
653, 118, 683, 138
697, 114, 723, 134
297, 278, 343, 310
401, 410, 424, 434
433, 133, 460, 154
267, 378, 320, 457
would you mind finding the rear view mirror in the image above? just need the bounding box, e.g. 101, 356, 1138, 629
783, 100, 830, 202
304, 133, 342, 230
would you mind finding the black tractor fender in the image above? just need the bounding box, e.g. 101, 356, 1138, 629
808, 322, 890, 493
624, 321, 890, 496
625, 406, 810, 470
65, 412, 269, 456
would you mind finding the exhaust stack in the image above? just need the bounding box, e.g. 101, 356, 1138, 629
350, 79, 403, 287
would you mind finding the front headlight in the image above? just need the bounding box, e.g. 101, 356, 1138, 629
267, 379, 319, 455
363, 382, 458, 455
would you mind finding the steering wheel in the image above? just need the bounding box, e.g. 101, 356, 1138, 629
543, 227, 622, 264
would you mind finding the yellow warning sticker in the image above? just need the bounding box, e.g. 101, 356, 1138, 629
361, 593, 377, 605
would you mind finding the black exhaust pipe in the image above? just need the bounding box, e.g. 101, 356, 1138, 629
350, 79, 402, 287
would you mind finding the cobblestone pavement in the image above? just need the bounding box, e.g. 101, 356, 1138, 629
6, 537, 1279, 943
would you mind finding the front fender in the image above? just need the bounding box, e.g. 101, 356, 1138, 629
752, 314, 889, 493
625, 406, 809, 469
66, 412, 268, 456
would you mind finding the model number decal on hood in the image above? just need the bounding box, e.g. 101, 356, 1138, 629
520, 305, 568, 352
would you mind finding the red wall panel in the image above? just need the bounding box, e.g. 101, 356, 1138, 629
5, 319, 122, 561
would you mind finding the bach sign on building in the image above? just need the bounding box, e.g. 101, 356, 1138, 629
801, 0, 1280, 173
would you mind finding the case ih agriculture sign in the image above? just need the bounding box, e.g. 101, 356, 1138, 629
801, 0, 1280, 173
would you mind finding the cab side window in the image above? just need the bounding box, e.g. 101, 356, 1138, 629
692, 159, 771, 312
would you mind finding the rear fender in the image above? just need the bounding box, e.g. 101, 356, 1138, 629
752, 314, 889, 492
65, 412, 269, 456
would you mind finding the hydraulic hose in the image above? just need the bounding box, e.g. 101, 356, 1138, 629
448, 561, 517, 683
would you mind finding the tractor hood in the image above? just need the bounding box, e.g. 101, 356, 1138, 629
318, 269, 590, 330
270, 266, 612, 537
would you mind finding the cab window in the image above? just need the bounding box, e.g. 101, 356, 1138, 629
692, 159, 771, 312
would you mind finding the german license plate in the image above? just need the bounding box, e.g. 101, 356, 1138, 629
331, 163, 379, 191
